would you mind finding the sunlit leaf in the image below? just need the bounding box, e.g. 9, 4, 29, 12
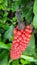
12, 60, 20, 65
0, 42, 11, 49
33, 0, 37, 15
33, 15, 37, 28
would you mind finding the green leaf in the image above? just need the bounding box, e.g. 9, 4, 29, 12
12, 60, 20, 65
6, 62, 10, 65
25, 7, 32, 23
0, 50, 9, 65
20, 59, 30, 65
0, 0, 3, 3
0, 42, 11, 49
22, 6, 33, 23
11, 1, 20, 12
33, 15, 37, 28
33, 0, 37, 15
2, 17, 7, 23
1, 0, 8, 10
23, 34, 35, 56
21, 55, 37, 62
0, 23, 9, 30
4, 25, 14, 41
4, 12, 8, 17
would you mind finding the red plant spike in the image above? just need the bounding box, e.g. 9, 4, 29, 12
10, 25, 32, 60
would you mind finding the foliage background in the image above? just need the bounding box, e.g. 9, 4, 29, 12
0, 0, 37, 65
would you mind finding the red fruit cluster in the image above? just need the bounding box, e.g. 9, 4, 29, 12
10, 25, 32, 60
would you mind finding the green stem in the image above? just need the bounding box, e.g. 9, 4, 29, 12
9, 59, 13, 63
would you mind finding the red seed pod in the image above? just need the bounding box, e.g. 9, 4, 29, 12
10, 25, 32, 60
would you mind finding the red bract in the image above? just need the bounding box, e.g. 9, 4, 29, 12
10, 25, 32, 60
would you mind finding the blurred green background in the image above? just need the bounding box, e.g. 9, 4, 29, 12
0, 0, 37, 65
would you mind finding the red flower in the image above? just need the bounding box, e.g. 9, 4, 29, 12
10, 25, 32, 60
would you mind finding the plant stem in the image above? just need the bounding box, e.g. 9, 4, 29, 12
9, 59, 13, 63
16, 6, 25, 30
